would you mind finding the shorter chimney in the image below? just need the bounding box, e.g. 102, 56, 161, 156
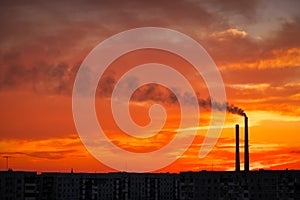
235, 124, 240, 172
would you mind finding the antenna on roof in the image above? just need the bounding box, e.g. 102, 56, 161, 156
3, 156, 11, 170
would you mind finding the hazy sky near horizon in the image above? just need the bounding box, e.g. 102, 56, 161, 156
0, 0, 299, 172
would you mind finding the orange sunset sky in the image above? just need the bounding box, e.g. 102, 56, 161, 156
0, 0, 300, 173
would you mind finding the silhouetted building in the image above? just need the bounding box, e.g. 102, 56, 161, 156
0, 170, 37, 200
179, 170, 300, 200
1, 169, 300, 200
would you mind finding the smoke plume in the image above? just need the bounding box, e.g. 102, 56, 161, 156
226, 103, 246, 117
199, 98, 246, 117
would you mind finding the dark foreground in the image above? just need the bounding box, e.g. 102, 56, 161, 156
1, 169, 300, 200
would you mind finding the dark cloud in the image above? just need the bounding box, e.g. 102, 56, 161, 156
0, 61, 79, 95
131, 84, 178, 105
0, 0, 298, 118
0, 150, 80, 160
203, 0, 260, 19
272, 17, 300, 48
97, 76, 116, 97
0, 0, 221, 96
222, 66, 300, 86
290, 150, 300, 154
0, 0, 218, 47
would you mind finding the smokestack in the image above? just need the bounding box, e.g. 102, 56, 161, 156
235, 124, 240, 172
244, 116, 249, 172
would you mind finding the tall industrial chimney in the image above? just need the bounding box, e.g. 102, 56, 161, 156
244, 116, 249, 171
235, 124, 240, 172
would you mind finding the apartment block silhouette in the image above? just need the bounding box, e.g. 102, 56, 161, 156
1, 169, 300, 200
